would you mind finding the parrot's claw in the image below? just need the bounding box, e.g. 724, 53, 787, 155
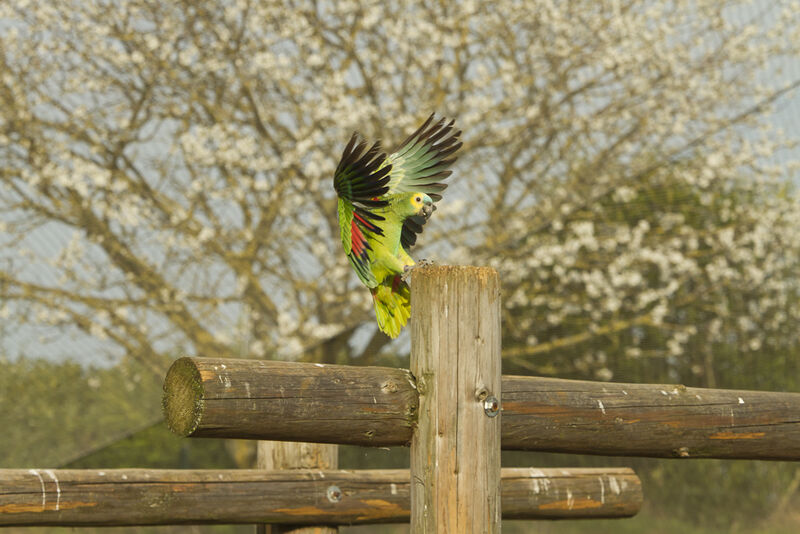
401, 264, 413, 285
401, 259, 436, 285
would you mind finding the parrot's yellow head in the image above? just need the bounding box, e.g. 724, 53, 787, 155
408, 192, 435, 219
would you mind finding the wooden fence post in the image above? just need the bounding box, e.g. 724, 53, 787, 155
256, 442, 338, 534
411, 266, 502, 533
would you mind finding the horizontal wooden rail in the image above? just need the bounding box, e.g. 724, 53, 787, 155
163, 357, 418, 446
503, 376, 800, 459
0, 468, 640, 525
164, 357, 800, 460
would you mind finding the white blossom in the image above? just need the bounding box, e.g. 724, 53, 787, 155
0, 0, 796, 373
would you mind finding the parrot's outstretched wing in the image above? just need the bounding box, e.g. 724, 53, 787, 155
386, 113, 462, 199
386, 113, 462, 250
333, 134, 392, 287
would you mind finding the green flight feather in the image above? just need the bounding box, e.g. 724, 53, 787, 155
337, 198, 353, 255
386, 113, 462, 250
386, 113, 462, 201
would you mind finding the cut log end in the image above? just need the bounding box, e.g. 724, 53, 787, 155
163, 357, 204, 436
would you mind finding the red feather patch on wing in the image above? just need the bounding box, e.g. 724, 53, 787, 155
350, 211, 382, 266
350, 219, 366, 257
353, 211, 379, 232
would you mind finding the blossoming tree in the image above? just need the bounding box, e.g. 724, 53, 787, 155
0, 0, 798, 381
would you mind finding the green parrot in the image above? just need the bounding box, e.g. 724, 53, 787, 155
333, 113, 462, 338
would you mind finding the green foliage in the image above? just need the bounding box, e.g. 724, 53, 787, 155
65, 423, 238, 470
0, 356, 156, 467
0, 356, 237, 469
0, 355, 252, 533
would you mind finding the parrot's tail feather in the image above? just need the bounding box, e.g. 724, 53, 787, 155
372, 277, 411, 338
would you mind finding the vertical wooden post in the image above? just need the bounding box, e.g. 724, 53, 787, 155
256, 441, 338, 534
410, 266, 502, 533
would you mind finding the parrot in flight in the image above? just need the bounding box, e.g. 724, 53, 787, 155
333, 113, 462, 338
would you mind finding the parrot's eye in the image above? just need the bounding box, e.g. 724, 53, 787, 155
415, 196, 421, 203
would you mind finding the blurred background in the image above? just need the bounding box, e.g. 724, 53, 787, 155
1, 0, 800, 532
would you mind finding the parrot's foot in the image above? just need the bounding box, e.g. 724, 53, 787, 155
401, 259, 436, 285
401, 264, 413, 285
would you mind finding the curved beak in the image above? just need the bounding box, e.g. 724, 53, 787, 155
421, 198, 436, 219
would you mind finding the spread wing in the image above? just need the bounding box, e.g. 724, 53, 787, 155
386, 113, 462, 250
333, 133, 392, 287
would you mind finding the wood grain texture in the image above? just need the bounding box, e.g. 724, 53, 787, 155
500, 467, 641, 519
256, 442, 338, 534
163, 357, 418, 446
257, 442, 338, 471
501, 376, 800, 459
410, 266, 502, 533
164, 358, 800, 460
0, 468, 640, 526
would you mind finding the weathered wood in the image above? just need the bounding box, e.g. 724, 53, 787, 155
500, 468, 641, 519
256, 442, 338, 534
257, 442, 338, 472
165, 358, 800, 460
0, 468, 640, 525
410, 266, 502, 533
163, 357, 417, 446
501, 376, 800, 459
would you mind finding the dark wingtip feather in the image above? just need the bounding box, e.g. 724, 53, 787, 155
396, 112, 437, 151
334, 131, 392, 203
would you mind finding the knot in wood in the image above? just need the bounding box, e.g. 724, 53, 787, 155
416, 375, 428, 395
381, 380, 398, 393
